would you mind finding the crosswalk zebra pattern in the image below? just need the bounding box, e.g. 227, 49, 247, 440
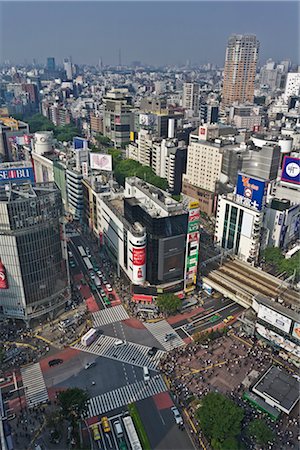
73, 335, 165, 370
144, 320, 185, 351
21, 363, 49, 407
92, 305, 129, 328
87, 375, 167, 417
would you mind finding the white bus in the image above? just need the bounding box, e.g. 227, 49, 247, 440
122, 416, 142, 450
78, 246, 86, 257
81, 328, 98, 346
94, 276, 101, 288
84, 257, 93, 271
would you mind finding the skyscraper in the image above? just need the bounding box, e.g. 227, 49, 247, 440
63, 57, 73, 80
183, 82, 199, 115
47, 57, 55, 71
222, 34, 259, 106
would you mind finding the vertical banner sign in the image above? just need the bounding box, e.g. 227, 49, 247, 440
184, 201, 200, 291
0, 259, 8, 289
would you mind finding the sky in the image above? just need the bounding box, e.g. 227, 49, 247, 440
0, 1, 299, 66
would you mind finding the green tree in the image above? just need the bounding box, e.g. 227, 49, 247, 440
195, 392, 244, 447
247, 419, 275, 445
54, 123, 80, 142
26, 113, 55, 133
156, 293, 182, 315
95, 133, 112, 147
57, 388, 89, 425
262, 247, 282, 265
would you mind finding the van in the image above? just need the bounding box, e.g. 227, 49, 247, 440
113, 420, 123, 437
143, 366, 150, 383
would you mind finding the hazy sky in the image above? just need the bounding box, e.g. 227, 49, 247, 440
0, 1, 299, 66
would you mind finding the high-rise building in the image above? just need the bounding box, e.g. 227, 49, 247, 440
183, 82, 199, 115
222, 34, 259, 106
0, 178, 70, 324
47, 57, 56, 71
63, 57, 73, 80
103, 89, 132, 148
283, 73, 300, 101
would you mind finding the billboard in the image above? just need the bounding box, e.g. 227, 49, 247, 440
139, 114, 156, 127
73, 137, 88, 150
257, 304, 292, 334
184, 203, 200, 289
0, 260, 8, 289
236, 173, 268, 211
132, 247, 146, 266
292, 322, 300, 341
90, 153, 112, 172
256, 323, 300, 359
281, 156, 300, 185
0, 166, 35, 184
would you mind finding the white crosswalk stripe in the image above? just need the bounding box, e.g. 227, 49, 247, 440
144, 320, 185, 351
92, 305, 129, 328
72, 335, 165, 370
87, 374, 167, 417
21, 363, 49, 407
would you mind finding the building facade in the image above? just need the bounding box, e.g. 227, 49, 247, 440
183, 83, 199, 115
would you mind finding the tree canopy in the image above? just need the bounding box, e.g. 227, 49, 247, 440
263, 247, 299, 280
247, 419, 275, 445
57, 388, 89, 424
156, 293, 182, 315
195, 392, 244, 449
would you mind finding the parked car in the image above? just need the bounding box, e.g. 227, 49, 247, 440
223, 315, 234, 324
171, 406, 183, 425
48, 359, 63, 367
147, 346, 159, 356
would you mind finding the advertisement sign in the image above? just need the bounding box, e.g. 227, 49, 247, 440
0, 260, 8, 289
0, 166, 35, 184
188, 232, 199, 243
139, 114, 156, 127
257, 304, 292, 334
90, 153, 112, 172
184, 202, 200, 289
132, 247, 146, 266
189, 201, 200, 209
82, 162, 88, 177
189, 209, 200, 222
188, 221, 199, 233
292, 322, 300, 341
73, 137, 88, 150
256, 323, 300, 358
236, 173, 268, 211
281, 156, 300, 185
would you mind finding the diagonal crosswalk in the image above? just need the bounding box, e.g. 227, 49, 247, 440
21, 363, 49, 407
144, 320, 185, 351
87, 375, 167, 417
72, 335, 165, 370
92, 305, 129, 328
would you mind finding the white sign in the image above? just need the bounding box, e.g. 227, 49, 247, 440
90, 153, 112, 172
82, 162, 88, 177
256, 323, 300, 358
258, 304, 292, 334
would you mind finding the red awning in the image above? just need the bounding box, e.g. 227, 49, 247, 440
132, 294, 153, 303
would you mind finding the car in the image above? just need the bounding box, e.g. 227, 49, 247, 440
114, 339, 126, 347
84, 362, 96, 370
164, 333, 176, 342
147, 346, 159, 356
108, 293, 115, 301
90, 272, 96, 279
102, 296, 110, 305
106, 284, 113, 292
90, 424, 101, 441
113, 420, 123, 437
223, 315, 234, 324
143, 366, 150, 382
171, 406, 183, 425
48, 359, 63, 367
97, 270, 102, 277
209, 314, 221, 323
101, 416, 111, 433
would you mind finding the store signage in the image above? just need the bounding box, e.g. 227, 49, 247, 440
236, 173, 268, 211
0, 167, 35, 184
281, 156, 300, 185
0, 260, 8, 289
132, 247, 146, 266
257, 304, 292, 334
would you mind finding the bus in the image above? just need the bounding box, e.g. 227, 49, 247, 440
84, 257, 93, 271
81, 328, 98, 347
78, 246, 86, 257
122, 416, 142, 450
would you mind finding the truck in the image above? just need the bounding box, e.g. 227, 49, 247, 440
81, 328, 98, 347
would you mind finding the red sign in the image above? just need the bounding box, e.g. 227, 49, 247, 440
199, 127, 206, 135
132, 247, 146, 266
189, 210, 200, 222
0, 260, 8, 289
189, 232, 199, 242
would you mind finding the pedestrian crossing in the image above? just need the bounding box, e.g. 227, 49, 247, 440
72, 335, 165, 370
92, 305, 129, 328
87, 375, 167, 417
144, 320, 185, 351
21, 363, 49, 408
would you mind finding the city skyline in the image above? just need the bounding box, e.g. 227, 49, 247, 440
0, 1, 299, 66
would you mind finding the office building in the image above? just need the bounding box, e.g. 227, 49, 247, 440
200, 103, 219, 124
63, 57, 73, 80
90, 112, 103, 134
283, 73, 300, 101
183, 83, 199, 115
0, 116, 29, 160
47, 57, 56, 72
0, 180, 70, 324
222, 34, 259, 106
242, 143, 281, 181
103, 89, 132, 148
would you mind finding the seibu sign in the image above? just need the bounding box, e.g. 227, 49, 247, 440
0, 260, 8, 289
0, 167, 35, 184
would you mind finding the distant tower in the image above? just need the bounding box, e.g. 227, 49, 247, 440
63, 57, 73, 80
118, 48, 121, 67
222, 34, 259, 106
98, 57, 103, 70
47, 57, 55, 71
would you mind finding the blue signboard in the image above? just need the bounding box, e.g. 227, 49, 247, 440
73, 137, 88, 150
236, 173, 268, 211
0, 167, 35, 184
281, 156, 300, 185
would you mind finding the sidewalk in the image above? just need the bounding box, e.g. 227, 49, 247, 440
167, 306, 205, 326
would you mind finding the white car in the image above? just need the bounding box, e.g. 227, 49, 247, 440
84, 362, 96, 370
114, 339, 127, 347
106, 284, 113, 292
90, 272, 96, 279
171, 406, 183, 425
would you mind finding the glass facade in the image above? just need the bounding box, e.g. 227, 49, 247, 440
0, 184, 69, 321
